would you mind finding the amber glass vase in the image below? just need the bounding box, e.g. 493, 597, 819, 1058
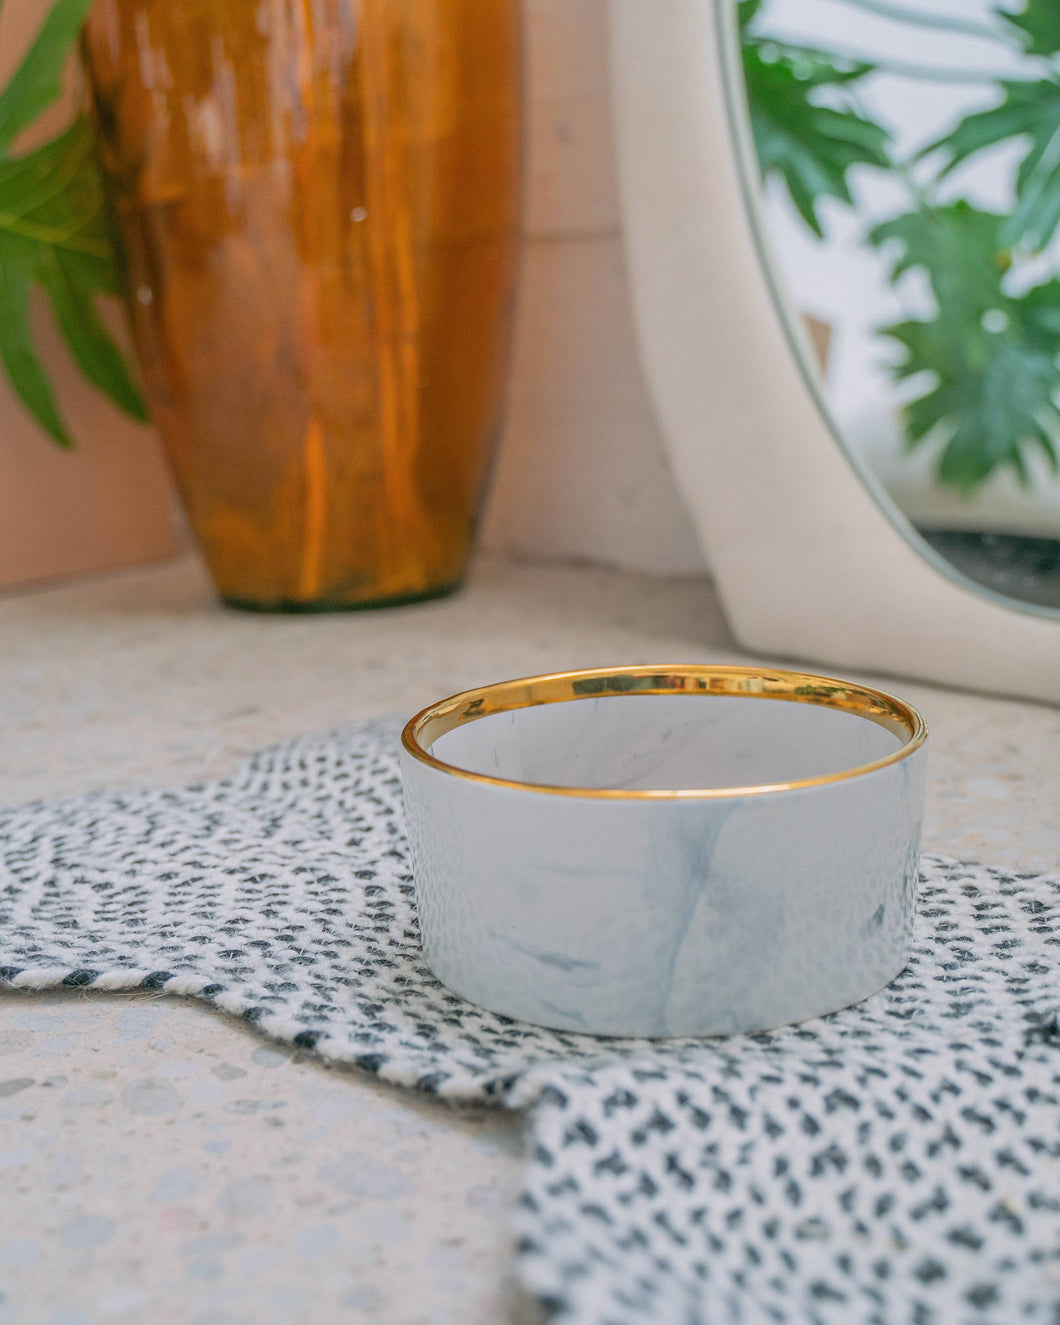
82, 0, 521, 609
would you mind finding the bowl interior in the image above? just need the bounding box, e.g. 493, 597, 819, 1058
428, 693, 905, 792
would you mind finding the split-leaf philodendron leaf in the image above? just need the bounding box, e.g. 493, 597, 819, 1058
871, 204, 1060, 490
740, 6, 891, 238
999, 0, 1060, 57
744, 0, 1060, 493
924, 79, 1060, 254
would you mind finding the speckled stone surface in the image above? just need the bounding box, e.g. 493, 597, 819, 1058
0, 993, 524, 1325
0, 552, 1057, 1325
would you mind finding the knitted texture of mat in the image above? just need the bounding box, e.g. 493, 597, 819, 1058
2, 720, 1058, 1323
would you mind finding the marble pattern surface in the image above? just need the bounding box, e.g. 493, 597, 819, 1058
0, 550, 1057, 1323
405, 697, 925, 1035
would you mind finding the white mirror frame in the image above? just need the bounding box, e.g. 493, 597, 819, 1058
609, 0, 1060, 705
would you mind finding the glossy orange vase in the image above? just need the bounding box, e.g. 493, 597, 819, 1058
82, 0, 521, 610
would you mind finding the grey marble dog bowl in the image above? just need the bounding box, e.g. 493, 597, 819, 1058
400, 665, 928, 1037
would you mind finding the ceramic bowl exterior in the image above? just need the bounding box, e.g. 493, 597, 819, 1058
400, 667, 927, 1037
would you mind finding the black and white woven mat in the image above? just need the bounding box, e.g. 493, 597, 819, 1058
2, 719, 1059, 1323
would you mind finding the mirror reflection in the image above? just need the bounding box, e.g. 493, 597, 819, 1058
738, 0, 1060, 610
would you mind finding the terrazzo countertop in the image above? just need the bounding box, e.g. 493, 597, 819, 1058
1, 552, 1057, 1325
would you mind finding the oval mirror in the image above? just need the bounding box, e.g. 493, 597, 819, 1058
737, 0, 1060, 613
609, 0, 1060, 703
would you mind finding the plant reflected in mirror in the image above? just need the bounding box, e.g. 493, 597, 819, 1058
739, 0, 1060, 610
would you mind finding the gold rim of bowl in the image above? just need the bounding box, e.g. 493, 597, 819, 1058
400, 664, 928, 800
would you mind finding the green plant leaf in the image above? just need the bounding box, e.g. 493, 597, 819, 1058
39, 248, 145, 419
0, 0, 99, 157
738, 0, 765, 31
923, 78, 1060, 251
870, 202, 1012, 325
743, 0, 1060, 494
871, 204, 1060, 489
0, 116, 147, 444
0, 238, 71, 445
887, 317, 1059, 488
999, 0, 1060, 56
741, 34, 891, 237
1018, 275, 1060, 339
